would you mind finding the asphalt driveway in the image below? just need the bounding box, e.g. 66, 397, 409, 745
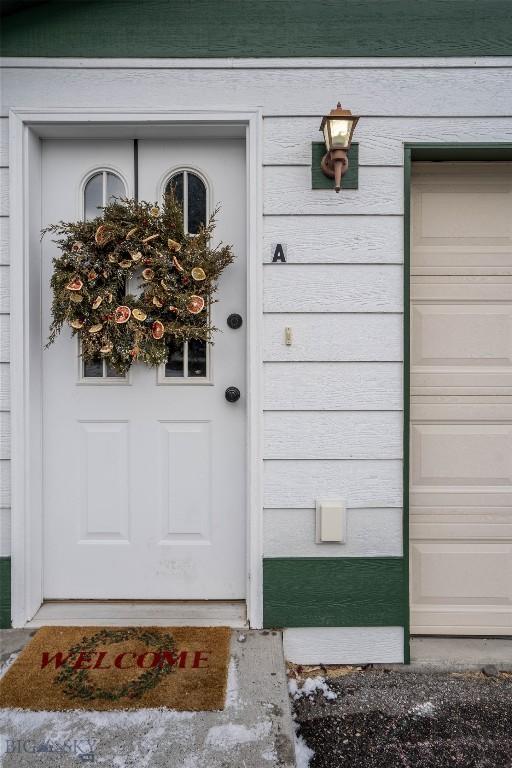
291, 666, 512, 768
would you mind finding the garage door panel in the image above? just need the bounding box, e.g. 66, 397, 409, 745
411, 162, 512, 275
411, 422, 512, 487
411, 516, 512, 540
411, 287, 512, 393
411, 611, 512, 635
411, 541, 512, 603
412, 400, 512, 421
411, 276, 512, 301
410, 541, 512, 634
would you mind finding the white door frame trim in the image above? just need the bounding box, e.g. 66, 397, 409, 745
9, 107, 264, 628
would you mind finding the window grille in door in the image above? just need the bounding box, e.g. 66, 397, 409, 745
162, 171, 210, 382
82, 169, 127, 380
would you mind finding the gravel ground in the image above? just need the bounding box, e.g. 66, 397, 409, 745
291, 667, 512, 768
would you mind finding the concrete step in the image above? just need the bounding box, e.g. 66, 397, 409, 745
0, 628, 296, 767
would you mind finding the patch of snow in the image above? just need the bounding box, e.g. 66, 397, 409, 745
225, 657, 240, 710
293, 721, 315, 768
0, 707, 195, 731
181, 754, 200, 768
288, 675, 337, 701
0, 653, 18, 680
205, 720, 272, 749
262, 745, 277, 762
409, 701, 435, 718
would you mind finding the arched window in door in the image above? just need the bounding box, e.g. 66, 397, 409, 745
165, 170, 207, 235
82, 169, 127, 379
84, 170, 126, 221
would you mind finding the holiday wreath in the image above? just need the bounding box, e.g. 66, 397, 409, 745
44, 193, 235, 374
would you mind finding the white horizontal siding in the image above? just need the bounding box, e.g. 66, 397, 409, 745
0, 413, 9, 460
264, 116, 512, 166
0, 219, 8, 266
0, 507, 10, 557
264, 459, 402, 509
264, 508, 402, 557
3, 60, 511, 572
264, 411, 402, 459
0, 364, 9, 411
0, 118, 7, 166
0, 460, 10, 508
264, 362, 402, 410
264, 314, 402, 361
0, 105, 8, 552
0, 266, 9, 313
0, 315, 9, 363
263, 265, 402, 313
0, 170, 8, 216
264, 166, 402, 215
263, 215, 402, 264
2, 67, 511, 116
283, 627, 404, 664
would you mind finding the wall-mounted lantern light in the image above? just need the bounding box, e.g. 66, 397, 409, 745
319, 103, 360, 192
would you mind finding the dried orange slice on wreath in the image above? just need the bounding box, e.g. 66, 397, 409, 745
95, 224, 113, 246
114, 306, 131, 323
66, 278, 83, 291
152, 320, 165, 340
191, 267, 206, 281
168, 238, 181, 252
132, 308, 147, 321
187, 295, 205, 314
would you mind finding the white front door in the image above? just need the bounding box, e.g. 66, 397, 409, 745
41, 137, 247, 600
410, 162, 512, 634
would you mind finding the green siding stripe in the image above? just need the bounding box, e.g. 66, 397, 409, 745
311, 143, 358, 190
2, 1, 512, 57
263, 557, 405, 628
0, 557, 11, 629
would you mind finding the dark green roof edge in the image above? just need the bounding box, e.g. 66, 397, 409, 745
2, 1, 512, 58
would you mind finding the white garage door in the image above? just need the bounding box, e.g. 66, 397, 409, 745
410, 162, 512, 635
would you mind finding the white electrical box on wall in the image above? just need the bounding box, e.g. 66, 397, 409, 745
315, 500, 346, 543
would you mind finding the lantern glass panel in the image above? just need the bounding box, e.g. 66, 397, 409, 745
329, 118, 352, 149
323, 123, 331, 148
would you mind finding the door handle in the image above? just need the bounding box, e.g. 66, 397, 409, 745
225, 386, 241, 403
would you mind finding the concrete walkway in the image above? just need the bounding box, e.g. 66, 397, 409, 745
0, 629, 296, 767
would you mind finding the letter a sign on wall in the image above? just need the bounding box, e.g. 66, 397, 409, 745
271, 243, 287, 263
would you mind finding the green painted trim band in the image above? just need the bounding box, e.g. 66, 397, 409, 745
2, 1, 512, 57
406, 143, 512, 161
263, 557, 405, 628
311, 143, 358, 190
0, 557, 11, 629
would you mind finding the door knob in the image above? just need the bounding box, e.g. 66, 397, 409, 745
227, 313, 243, 330
225, 386, 241, 403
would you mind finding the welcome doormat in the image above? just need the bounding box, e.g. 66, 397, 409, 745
0, 626, 231, 711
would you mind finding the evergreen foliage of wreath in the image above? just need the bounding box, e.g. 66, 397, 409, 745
44, 193, 235, 374
55, 627, 176, 702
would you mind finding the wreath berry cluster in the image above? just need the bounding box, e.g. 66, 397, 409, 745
44, 193, 235, 374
